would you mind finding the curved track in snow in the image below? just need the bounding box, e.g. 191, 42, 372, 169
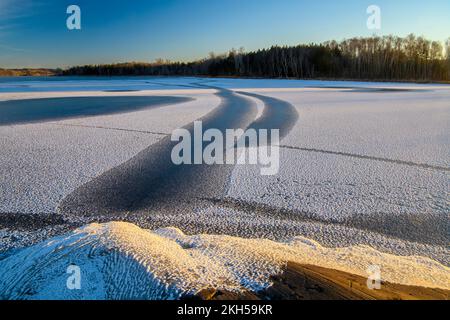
59, 85, 299, 217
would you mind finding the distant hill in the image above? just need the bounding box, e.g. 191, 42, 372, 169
0, 68, 60, 76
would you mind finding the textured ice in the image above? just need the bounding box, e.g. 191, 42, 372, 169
0, 77, 448, 279
225, 84, 450, 248
2, 76, 449, 94
0, 76, 207, 93
0, 222, 448, 300
263, 89, 450, 168
0, 124, 160, 214
228, 149, 448, 222
0, 91, 218, 214
54, 92, 219, 134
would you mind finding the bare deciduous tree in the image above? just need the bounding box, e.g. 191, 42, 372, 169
64, 35, 450, 82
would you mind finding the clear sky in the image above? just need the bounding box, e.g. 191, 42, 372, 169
1, 0, 449, 68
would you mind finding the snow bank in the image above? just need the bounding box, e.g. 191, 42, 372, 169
0, 222, 448, 300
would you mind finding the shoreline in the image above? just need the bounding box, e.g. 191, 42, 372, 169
196, 262, 450, 301
0, 222, 448, 300
1, 74, 450, 85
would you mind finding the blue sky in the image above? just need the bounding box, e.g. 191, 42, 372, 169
1, 0, 449, 68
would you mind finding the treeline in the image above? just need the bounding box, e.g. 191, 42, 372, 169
64, 35, 450, 82
0, 68, 59, 76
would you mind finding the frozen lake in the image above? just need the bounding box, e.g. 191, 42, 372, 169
0, 77, 449, 265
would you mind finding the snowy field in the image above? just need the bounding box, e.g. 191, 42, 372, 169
0, 77, 448, 298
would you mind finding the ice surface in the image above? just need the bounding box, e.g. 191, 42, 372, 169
225, 85, 449, 248
227, 149, 448, 244
260, 89, 450, 168
0, 77, 448, 276
0, 76, 205, 93
2, 76, 449, 94
0, 91, 218, 213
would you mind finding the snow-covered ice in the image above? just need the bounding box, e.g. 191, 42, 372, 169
0, 77, 448, 297
227, 149, 448, 245
266, 89, 450, 167
225, 84, 449, 249
0, 90, 219, 213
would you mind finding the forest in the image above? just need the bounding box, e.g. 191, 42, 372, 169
63, 35, 450, 82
